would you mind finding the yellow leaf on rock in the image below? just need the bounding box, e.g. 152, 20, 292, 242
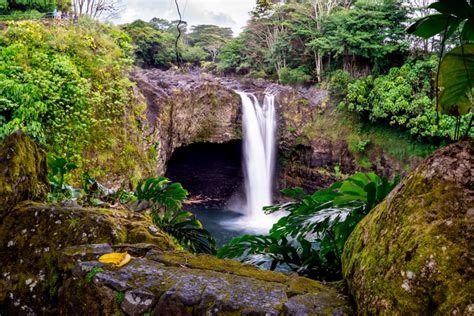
99, 252, 132, 267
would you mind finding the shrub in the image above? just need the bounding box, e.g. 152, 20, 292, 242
342, 56, 473, 140
0, 20, 134, 161
135, 177, 217, 254
329, 69, 350, 97
278, 66, 312, 85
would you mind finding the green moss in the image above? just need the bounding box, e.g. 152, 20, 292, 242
286, 275, 326, 296
149, 251, 289, 284
342, 158, 473, 314
0, 131, 49, 214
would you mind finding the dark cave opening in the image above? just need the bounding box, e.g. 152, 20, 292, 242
165, 140, 244, 204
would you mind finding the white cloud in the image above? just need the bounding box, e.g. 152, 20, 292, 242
113, 0, 256, 35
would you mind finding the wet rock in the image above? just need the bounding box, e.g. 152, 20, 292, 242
0, 131, 49, 217
130, 68, 322, 176
342, 140, 474, 314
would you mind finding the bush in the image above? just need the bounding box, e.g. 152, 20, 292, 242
329, 69, 350, 96
342, 56, 473, 140
278, 66, 312, 85
135, 177, 217, 254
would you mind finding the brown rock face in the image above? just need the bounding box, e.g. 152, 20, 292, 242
0, 131, 49, 216
342, 140, 474, 315
131, 69, 243, 175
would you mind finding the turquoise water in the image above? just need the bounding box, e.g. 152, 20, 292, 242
186, 205, 269, 247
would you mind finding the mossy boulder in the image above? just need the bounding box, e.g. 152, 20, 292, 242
58, 246, 352, 315
342, 140, 473, 314
0, 202, 176, 313
0, 131, 49, 216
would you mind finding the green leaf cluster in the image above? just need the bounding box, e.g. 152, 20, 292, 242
218, 172, 399, 281
135, 177, 217, 254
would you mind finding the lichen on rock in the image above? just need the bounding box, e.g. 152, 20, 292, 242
342, 140, 474, 315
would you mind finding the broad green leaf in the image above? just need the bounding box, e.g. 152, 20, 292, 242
429, 0, 472, 19
462, 19, 474, 41
438, 44, 474, 116
407, 14, 454, 39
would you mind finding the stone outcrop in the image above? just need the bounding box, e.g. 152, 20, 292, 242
0, 202, 176, 313
131, 68, 414, 197
0, 131, 49, 217
58, 246, 352, 315
342, 140, 474, 315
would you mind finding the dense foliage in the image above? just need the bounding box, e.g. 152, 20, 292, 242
341, 56, 473, 140
0, 0, 56, 14
407, 0, 474, 139
0, 20, 135, 162
218, 0, 408, 82
218, 172, 399, 281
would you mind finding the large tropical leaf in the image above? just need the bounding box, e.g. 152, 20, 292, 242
428, 0, 472, 19
153, 209, 216, 254
438, 44, 474, 116
462, 18, 474, 41
407, 14, 459, 39
135, 177, 188, 211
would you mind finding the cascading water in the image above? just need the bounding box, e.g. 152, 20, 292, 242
237, 91, 278, 229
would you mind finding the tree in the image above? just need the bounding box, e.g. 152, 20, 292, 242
72, 0, 122, 19
0, 0, 56, 13
313, 0, 408, 75
122, 20, 175, 68
188, 25, 233, 62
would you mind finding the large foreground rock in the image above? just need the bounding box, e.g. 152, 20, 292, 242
0, 202, 176, 313
0, 131, 49, 216
59, 247, 351, 315
342, 140, 473, 314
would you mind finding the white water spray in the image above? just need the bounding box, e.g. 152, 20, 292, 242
237, 91, 278, 229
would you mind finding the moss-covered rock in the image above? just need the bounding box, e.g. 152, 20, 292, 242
0, 202, 176, 313
0, 131, 49, 217
342, 140, 474, 315
58, 246, 352, 315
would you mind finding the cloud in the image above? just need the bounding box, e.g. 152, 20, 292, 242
112, 0, 255, 35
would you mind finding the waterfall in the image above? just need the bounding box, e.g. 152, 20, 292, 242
238, 91, 277, 229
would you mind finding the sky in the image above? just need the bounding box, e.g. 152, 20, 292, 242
113, 0, 257, 35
